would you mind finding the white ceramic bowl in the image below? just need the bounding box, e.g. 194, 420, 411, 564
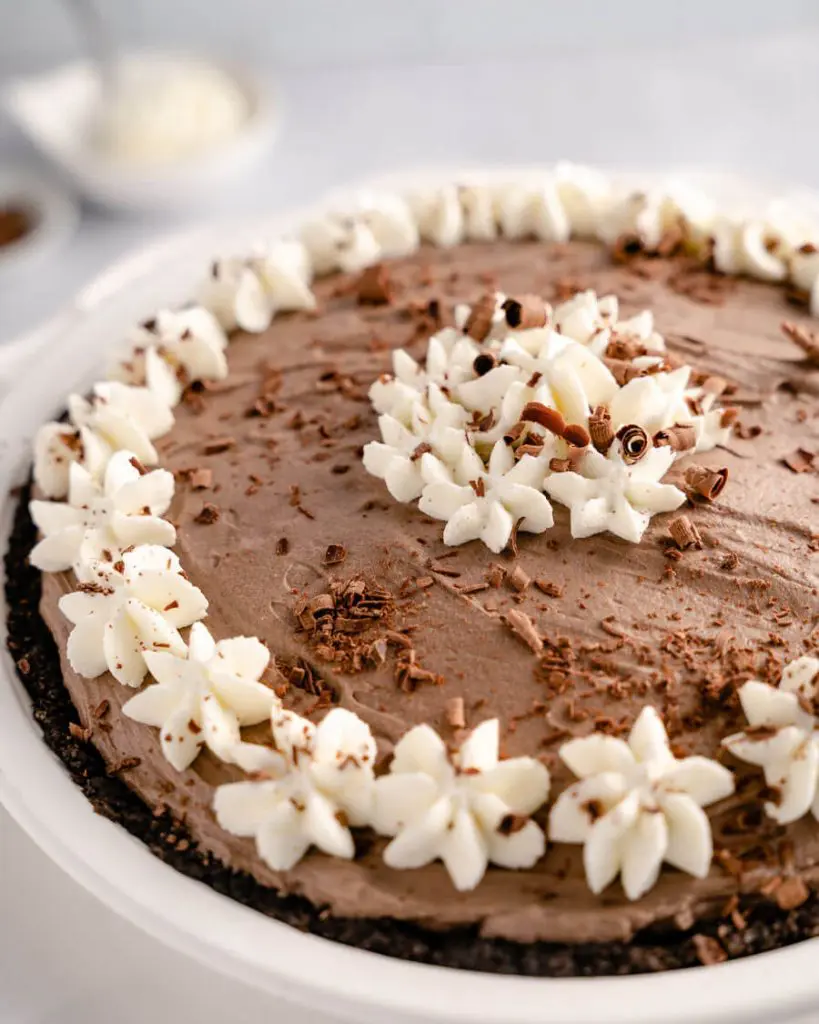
3, 53, 279, 212
0, 168, 79, 280
1, 170, 818, 1024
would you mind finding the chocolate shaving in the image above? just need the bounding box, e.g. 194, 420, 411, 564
684, 464, 729, 501
507, 566, 530, 593
276, 537, 289, 556
653, 423, 696, 453
69, 722, 92, 743
588, 405, 615, 454
485, 564, 506, 588
189, 467, 213, 490
692, 934, 727, 966
668, 515, 703, 551
520, 402, 565, 435
534, 579, 563, 598
782, 448, 815, 474
324, 544, 347, 565
463, 293, 496, 341
410, 442, 432, 461
616, 424, 650, 464
356, 263, 393, 305
563, 423, 590, 449
773, 876, 810, 910
445, 697, 466, 729
504, 609, 543, 654
781, 320, 819, 364
701, 375, 729, 397
194, 503, 220, 525
497, 813, 529, 835
501, 295, 548, 330
202, 436, 236, 455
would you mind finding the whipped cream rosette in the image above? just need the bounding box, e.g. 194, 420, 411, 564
123, 622, 278, 772
371, 719, 550, 891
723, 657, 819, 824
113, 306, 230, 390
29, 449, 175, 575
58, 545, 208, 688
213, 708, 376, 870
549, 707, 735, 900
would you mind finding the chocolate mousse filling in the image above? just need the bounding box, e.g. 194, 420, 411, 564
7, 237, 819, 972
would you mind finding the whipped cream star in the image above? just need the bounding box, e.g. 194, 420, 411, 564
497, 179, 570, 242
371, 719, 550, 891
213, 708, 376, 869
458, 185, 498, 241
33, 422, 111, 500
123, 622, 278, 772
68, 361, 175, 468
30, 450, 175, 576
203, 240, 316, 333
419, 440, 553, 553
544, 440, 685, 543
363, 388, 469, 503
549, 706, 735, 900
248, 238, 316, 312
353, 192, 420, 257
301, 214, 381, 275
723, 656, 819, 824
493, 333, 617, 427
599, 184, 714, 251
200, 256, 273, 333
553, 161, 612, 236
369, 329, 480, 421
712, 217, 787, 282
407, 184, 465, 247
58, 545, 208, 688
117, 306, 229, 389
608, 367, 691, 434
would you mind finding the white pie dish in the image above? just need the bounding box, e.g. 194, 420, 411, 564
0, 168, 818, 1024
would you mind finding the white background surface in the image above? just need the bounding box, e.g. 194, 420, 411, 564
2, 12, 819, 1022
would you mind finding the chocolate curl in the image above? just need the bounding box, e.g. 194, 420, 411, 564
472, 352, 497, 377
502, 295, 548, 330
463, 293, 497, 341
616, 424, 650, 464
701, 375, 729, 397
409, 442, 432, 461
719, 407, 739, 428
605, 335, 645, 361
588, 405, 615, 453
668, 515, 703, 550
604, 358, 646, 387
611, 233, 644, 263
685, 464, 729, 501
781, 321, 819, 364
521, 402, 566, 435
563, 423, 591, 448
520, 402, 589, 449
653, 423, 696, 453
356, 263, 393, 305
445, 696, 466, 729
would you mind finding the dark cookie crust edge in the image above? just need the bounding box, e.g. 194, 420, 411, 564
6, 485, 819, 976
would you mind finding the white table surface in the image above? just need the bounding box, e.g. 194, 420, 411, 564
3, 40, 819, 1022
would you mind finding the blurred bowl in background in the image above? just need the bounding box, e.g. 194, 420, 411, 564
2, 52, 279, 213
0, 168, 78, 280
